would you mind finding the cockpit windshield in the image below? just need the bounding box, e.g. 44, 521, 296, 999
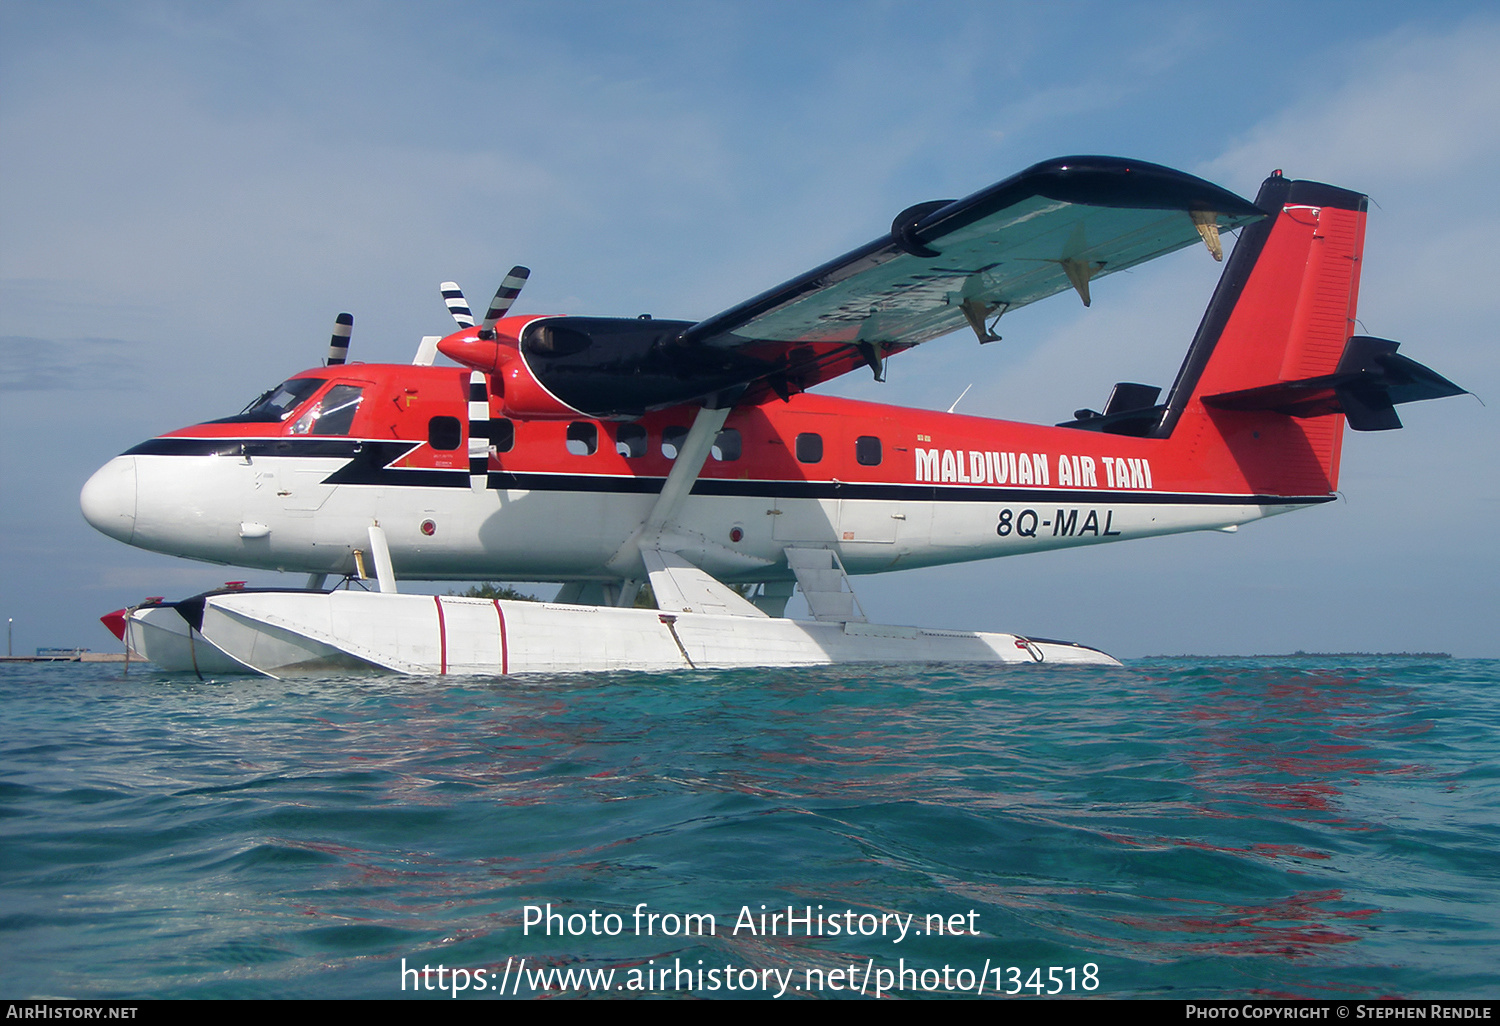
210, 378, 324, 424
288, 384, 364, 436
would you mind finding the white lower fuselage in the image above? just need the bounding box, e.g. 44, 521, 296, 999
89, 449, 1303, 585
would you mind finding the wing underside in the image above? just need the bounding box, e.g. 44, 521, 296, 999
507, 157, 1265, 418
677, 155, 1264, 401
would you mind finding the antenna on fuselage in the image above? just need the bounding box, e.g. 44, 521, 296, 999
947, 383, 973, 414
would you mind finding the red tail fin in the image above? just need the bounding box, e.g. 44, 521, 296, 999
1159, 173, 1370, 497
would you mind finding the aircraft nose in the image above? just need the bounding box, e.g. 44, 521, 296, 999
80, 456, 138, 543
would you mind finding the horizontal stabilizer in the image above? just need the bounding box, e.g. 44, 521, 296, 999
1201, 336, 1465, 431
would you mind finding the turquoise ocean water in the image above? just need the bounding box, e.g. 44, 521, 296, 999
2, 658, 1497, 1000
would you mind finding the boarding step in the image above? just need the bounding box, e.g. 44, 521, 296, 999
784, 546, 867, 623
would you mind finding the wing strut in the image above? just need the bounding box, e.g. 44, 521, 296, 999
605, 405, 771, 617
634, 405, 731, 548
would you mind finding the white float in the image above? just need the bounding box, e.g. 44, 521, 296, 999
187, 588, 1117, 678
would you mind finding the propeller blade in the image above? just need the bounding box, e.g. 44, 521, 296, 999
326, 312, 353, 366
478, 266, 531, 340
440, 281, 475, 328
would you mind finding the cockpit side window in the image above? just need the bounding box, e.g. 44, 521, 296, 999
211, 378, 324, 424
290, 384, 365, 436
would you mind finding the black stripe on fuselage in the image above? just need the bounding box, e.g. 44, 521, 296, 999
492, 472, 1332, 507
122, 438, 1332, 506
124, 437, 468, 487
125, 437, 370, 458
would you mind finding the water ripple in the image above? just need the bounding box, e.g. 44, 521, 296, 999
1, 658, 1496, 997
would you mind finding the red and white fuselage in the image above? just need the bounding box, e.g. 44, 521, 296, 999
82, 161, 1463, 676
80, 375, 1313, 588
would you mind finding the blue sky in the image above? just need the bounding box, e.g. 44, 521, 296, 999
2, 0, 1496, 657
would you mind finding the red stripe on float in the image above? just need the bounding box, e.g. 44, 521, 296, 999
433, 595, 448, 674
492, 599, 509, 675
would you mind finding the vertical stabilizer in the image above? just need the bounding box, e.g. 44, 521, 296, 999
1159, 173, 1370, 496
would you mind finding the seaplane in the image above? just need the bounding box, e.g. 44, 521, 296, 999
80, 157, 1463, 678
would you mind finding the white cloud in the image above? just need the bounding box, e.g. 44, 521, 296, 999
1201, 18, 1500, 195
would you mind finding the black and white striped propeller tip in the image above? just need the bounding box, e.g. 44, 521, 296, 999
440, 282, 475, 328
326, 312, 353, 366
479, 266, 531, 340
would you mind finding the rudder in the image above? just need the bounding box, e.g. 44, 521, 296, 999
1158, 172, 1370, 497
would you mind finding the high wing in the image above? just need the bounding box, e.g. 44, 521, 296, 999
459, 157, 1266, 419
674, 155, 1264, 402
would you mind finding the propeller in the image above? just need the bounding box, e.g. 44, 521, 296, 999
440, 282, 475, 328
440, 266, 531, 339
326, 312, 353, 366
437, 267, 529, 494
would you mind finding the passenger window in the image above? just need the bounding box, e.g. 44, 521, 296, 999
662, 426, 688, 460
616, 423, 647, 458
795, 432, 823, 464
428, 416, 462, 451
492, 418, 515, 453
711, 429, 741, 462
290, 384, 364, 436
855, 435, 882, 466
566, 421, 598, 456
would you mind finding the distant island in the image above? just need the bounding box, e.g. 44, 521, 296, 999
1147, 651, 1452, 659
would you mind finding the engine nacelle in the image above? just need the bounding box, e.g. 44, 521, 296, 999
493, 354, 586, 420
442, 315, 766, 419
437, 316, 583, 420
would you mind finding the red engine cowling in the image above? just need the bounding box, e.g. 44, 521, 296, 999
437, 317, 583, 420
